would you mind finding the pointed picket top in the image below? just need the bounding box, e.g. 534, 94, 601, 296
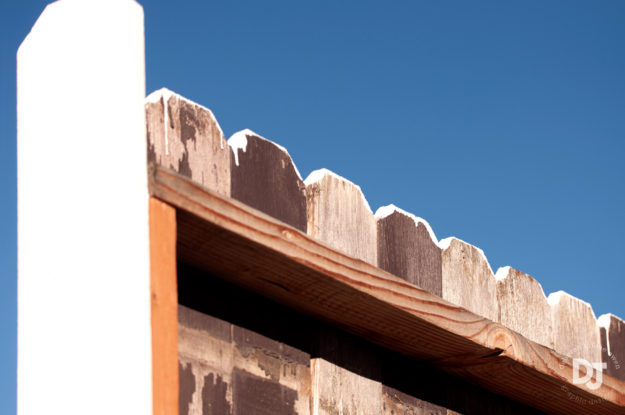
145, 88, 230, 196
440, 237, 499, 322
304, 168, 373, 213
496, 266, 553, 348
146, 88, 226, 147
228, 129, 307, 232
438, 236, 495, 274
305, 168, 377, 265
548, 290, 602, 365
375, 204, 442, 296
374, 204, 439, 245
228, 128, 303, 180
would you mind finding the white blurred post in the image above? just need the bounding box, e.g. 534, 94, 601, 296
17, 1, 151, 414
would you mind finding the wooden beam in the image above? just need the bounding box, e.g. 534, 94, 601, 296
149, 197, 178, 415
149, 165, 625, 415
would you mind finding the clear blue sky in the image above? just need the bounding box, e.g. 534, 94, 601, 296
2, 1, 624, 413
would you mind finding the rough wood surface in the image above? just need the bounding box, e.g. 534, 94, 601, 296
310, 327, 385, 415
599, 314, 625, 381
150, 166, 625, 415
376, 205, 442, 296
311, 358, 383, 414
549, 291, 602, 365
496, 266, 553, 348
179, 267, 548, 414
149, 198, 179, 415
440, 237, 499, 322
146, 89, 230, 196
228, 129, 306, 232
178, 304, 310, 415
305, 169, 377, 265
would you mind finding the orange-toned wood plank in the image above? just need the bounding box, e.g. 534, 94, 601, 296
149, 197, 178, 415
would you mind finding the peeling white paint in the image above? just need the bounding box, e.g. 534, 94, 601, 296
146, 89, 174, 154
227, 128, 303, 180
228, 129, 249, 167
597, 313, 616, 358
304, 167, 340, 186
547, 290, 566, 306
146, 87, 174, 104
495, 265, 511, 281
597, 313, 616, 328
548, 290, 595, 317
146, 87, 227, 150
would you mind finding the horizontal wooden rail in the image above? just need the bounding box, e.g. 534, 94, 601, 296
148, 164, 625, 415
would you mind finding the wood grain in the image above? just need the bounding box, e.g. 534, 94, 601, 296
306, 169, 377, 265
149, 165, 625, 415
549, 291, 602, 365
599, 313, 625, 381
149, 197, 178, 415
146, 90, 230, 196
229, 129, 306, 232
310, 327, 385, 414
441, 237, 499, 323
497, 267, 553, 348
312, 358, 383, 414
376, 206, 442, 296
179, 268, 546, 414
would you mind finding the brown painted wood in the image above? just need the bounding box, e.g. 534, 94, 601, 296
149, 197, 178, 415
496, 267, 553, 348
549, 291, 602, 365
376, 205, 442, 296
178, 361, 195, 415
228, 129, 306, 232
177, 301, 312, 415
146, 90, 230, 196
441, 237, 499, 323
599, 314, 625, 381
177, 305, 233, 415
232, 369, 299, 415
149, 165, 625, 415
306, 169, 377, 265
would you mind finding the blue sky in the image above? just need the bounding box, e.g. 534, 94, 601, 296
2, 1, 624, 412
